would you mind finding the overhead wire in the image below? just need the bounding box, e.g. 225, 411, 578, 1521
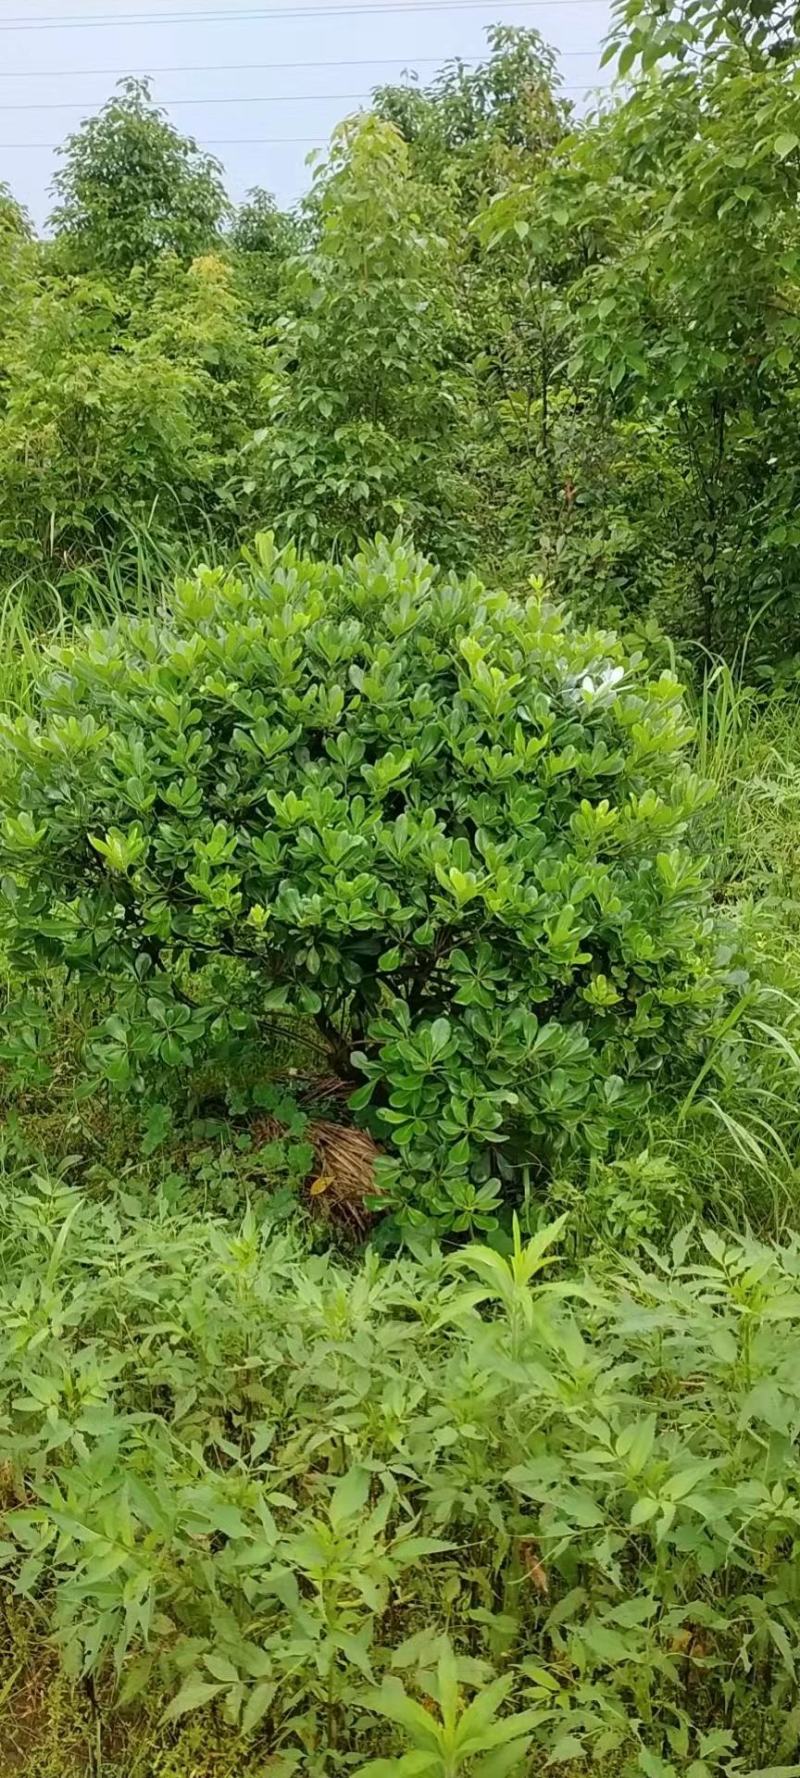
0, 73, 609, 147
0, 82, 605, 110
0, 51, 600, 78
0, 137, 332, 147
0, 107, 610, 144
1, 140, 335, 147
0, 2, 610, 166
0, 0, 611, 30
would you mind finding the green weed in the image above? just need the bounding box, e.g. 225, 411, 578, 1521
0, 1173, 796, 1772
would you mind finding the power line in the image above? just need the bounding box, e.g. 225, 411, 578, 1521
0, 92, 365, 110
0, 52, 601, 78
0, 0, 610, 31
0, 83, 604, 111
0, 100, 608, 145
0, 137, 330, 147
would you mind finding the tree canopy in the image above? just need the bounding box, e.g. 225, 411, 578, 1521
0, 14, 798, 662
49, 77, 230, 273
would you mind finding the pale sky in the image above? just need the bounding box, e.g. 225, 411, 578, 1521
0, 0, 614, 231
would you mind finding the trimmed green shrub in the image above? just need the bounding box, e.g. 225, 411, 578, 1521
0, 533, 734, 1230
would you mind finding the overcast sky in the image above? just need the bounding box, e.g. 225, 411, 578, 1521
0, 0, 614, 231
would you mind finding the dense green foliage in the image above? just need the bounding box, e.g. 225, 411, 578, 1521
0, 253, 261, 572
373, 25, 569, 208
480, 40, 800, 656
2, 2, 800, 1769
50, 78, 230, 274
0, 534, 741, 1232
3, 1167, 800, 1776
0, 13, 799, 664
248, 119, 455, 555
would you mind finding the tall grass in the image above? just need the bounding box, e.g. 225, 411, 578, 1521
51, 514, 225, 622
696, 659, 800, 911
0, 524, 221, 715
670, 663, 800, 1231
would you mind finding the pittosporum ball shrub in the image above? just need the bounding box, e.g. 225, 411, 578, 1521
0, 533, 737, 1230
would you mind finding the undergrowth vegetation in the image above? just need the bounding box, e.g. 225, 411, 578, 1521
1, 0, 800, 1769
3, 1166, 800, 1778
0, 561, 797, 1778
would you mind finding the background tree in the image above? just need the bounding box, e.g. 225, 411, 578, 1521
229, 185, 303, 326
569, 54, 800, 654
246, 115, 459, 555
0, 18, 798, 665
0, 181, 30, 243
608, 0, 800, 68
49, 77, 229, 275
374, 25, 570, 211
0, 253, 261, 574
231, 185, 301, 260
477, 27, 800, 657
373, 26, 574, 582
